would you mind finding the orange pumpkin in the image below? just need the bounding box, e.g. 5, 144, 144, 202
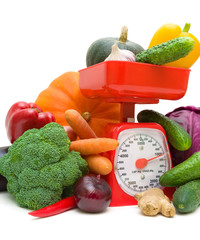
35, 72, 120, 137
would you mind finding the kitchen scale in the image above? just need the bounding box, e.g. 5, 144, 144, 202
79, 61, 190, 207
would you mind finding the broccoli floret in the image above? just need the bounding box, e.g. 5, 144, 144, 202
0, 122, 88, 210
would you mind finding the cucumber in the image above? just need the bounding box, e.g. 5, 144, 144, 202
159, 151, 200, 187
172, 180, 200, 213
136, 37, 194, 65
137, 110, 192, 151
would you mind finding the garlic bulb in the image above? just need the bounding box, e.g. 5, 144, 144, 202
105, 43, 136, 62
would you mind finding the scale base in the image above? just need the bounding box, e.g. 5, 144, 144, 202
101, 122, 176, 207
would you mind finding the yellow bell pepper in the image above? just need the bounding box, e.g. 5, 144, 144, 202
148, 23, 200, 68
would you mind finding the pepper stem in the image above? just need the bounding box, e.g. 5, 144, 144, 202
182, 23, 191, 32
31, 107, 41, 113
82, 112, 91, 122
119, 25, 128, 43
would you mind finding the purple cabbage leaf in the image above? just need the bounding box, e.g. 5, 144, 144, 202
166, 106, 200, 166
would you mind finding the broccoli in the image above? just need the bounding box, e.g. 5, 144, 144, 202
0, 122, 88, 210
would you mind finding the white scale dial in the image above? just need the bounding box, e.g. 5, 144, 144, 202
114, 128, 171, 196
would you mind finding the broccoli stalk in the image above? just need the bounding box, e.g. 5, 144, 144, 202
0, 122, 88, 210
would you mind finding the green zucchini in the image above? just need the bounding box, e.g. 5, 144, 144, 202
137, 109, 192, 151
136, 37, 194, 65
159, 151, 200, 187
173, 180, 200, 213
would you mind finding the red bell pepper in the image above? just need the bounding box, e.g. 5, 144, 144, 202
28, 196, 77, 218
5, 101, 56, 143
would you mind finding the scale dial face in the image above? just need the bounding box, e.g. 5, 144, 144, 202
114, 127, 171, 196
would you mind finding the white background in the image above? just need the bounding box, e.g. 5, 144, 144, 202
0, 0, 200, 239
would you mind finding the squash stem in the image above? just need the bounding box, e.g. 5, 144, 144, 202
82, 112, 91, 122
119, 26, 128, 43
182, 23, 191, 32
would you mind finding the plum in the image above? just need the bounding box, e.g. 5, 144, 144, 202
74, 174, 112, 213
63, 126, 77, 141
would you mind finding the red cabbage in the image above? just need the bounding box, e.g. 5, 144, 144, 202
166, 106, 200, 166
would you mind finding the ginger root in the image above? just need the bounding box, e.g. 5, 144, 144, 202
134, 188, 176, 217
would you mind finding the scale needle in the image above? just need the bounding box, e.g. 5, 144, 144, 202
135, 153, 166, 169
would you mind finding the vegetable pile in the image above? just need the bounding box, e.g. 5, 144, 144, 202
0, 22, 200, 218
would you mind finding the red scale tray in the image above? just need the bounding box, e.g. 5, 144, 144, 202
79, 61, 190, 104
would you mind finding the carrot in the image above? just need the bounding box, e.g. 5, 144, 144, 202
65, 109, 97, 139
84, 154, 112, 175
69, 138, 119, 155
